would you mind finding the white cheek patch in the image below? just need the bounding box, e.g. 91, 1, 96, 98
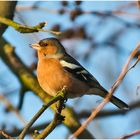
60, 60, 80, 69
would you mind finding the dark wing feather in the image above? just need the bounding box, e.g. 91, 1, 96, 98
61, 53, 100, 87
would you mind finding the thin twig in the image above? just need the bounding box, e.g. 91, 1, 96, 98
137, 1, 140, 9
38, 29, 61, 35
136, 85, 140, 95
70, 44, 140, 139
116, 2, 136, 11
126, 56, 140, 75
77, 100, 140, 119
0, 130, 13, 139
35, 114, 61, 139
18, 91, 65, 139
5, 122, 50, 137
118, 129, 140, 139
0, 16, 61, 35
35, 89, 66, 139
0, 39, 93, 139
16, 5, 140, 19
6, 99, 140, 137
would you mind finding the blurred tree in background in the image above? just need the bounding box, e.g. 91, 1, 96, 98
0, 1, 140, 139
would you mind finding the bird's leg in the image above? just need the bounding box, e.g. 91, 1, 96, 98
56, 86, 67, 109
55, 86, 67, 115
61, 85, 68, 103
54, 102, 65, 122
57, 113, 65, 122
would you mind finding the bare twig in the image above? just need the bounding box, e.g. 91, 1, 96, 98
0, 130, 13, 139
126, 55, 140, 74
137, 1, 140, 9
136, 85, 140, 95
7, 100, 140, 137
17, 87, 29, 110
116, 2, 136, 11
18, 91, 65, 139
35, 88, 66, 139
0, 1, 17, 36
70, 44, 140, 139
0, 16, 61, 35
78, 100, 140, 119
16, 5, 140, 19
0, 39, 93, 139
5, 122, 50, 137
118, 129, 140, 139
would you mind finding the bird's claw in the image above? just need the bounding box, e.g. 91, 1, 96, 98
57, 114, 65, 122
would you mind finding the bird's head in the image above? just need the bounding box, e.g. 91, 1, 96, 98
31, 38, 66, 59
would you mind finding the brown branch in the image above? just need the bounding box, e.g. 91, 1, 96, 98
0, 38, 93, 139
0, 1, 17, 36
137, 1, 140, 9
118, 129, 140, 139
70, 44, 140, 139
16, 4, 140, 32
18, 91, 65, 139
35, 89, 66, 139
77, 100, 140, 119
4, 122, 50, 137
35, 113, 62, 139
0, 130, 13, 139
116, 2, 136, 11
16, 5, 140, 19
0, 16, 61, 35
136, 85, 140, 95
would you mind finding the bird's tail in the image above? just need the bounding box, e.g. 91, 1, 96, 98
101, 93, 129, 109
89, 87, 129, 109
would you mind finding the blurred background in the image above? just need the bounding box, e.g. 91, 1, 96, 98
0, 1, 140, 139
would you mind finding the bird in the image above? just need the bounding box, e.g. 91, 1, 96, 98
31, 37, 128, 109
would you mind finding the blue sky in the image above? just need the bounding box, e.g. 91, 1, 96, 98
1, 1, 140, 139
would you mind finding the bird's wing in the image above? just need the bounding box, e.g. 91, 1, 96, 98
60, 53, 100, 87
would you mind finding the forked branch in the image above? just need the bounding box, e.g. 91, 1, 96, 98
71, 44, 140, 139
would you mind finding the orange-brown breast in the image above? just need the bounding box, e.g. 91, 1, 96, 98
37, 57, 90, 98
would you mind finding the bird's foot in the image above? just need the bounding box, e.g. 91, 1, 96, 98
57, 114, 65, 122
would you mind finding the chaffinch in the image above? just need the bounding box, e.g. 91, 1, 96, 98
31, 38, 128, 109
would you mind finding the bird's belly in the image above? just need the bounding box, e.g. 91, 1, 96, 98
37, 60, 89, 98
37, 68, 66, 97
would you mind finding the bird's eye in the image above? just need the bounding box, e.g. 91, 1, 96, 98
39, 41, 48, 47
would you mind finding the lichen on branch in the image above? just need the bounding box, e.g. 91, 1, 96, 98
0, 16, 61, 35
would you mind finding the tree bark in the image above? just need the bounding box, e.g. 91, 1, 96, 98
0, 1, 17, 36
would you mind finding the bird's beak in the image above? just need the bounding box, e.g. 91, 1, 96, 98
31, 43, 41, 50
